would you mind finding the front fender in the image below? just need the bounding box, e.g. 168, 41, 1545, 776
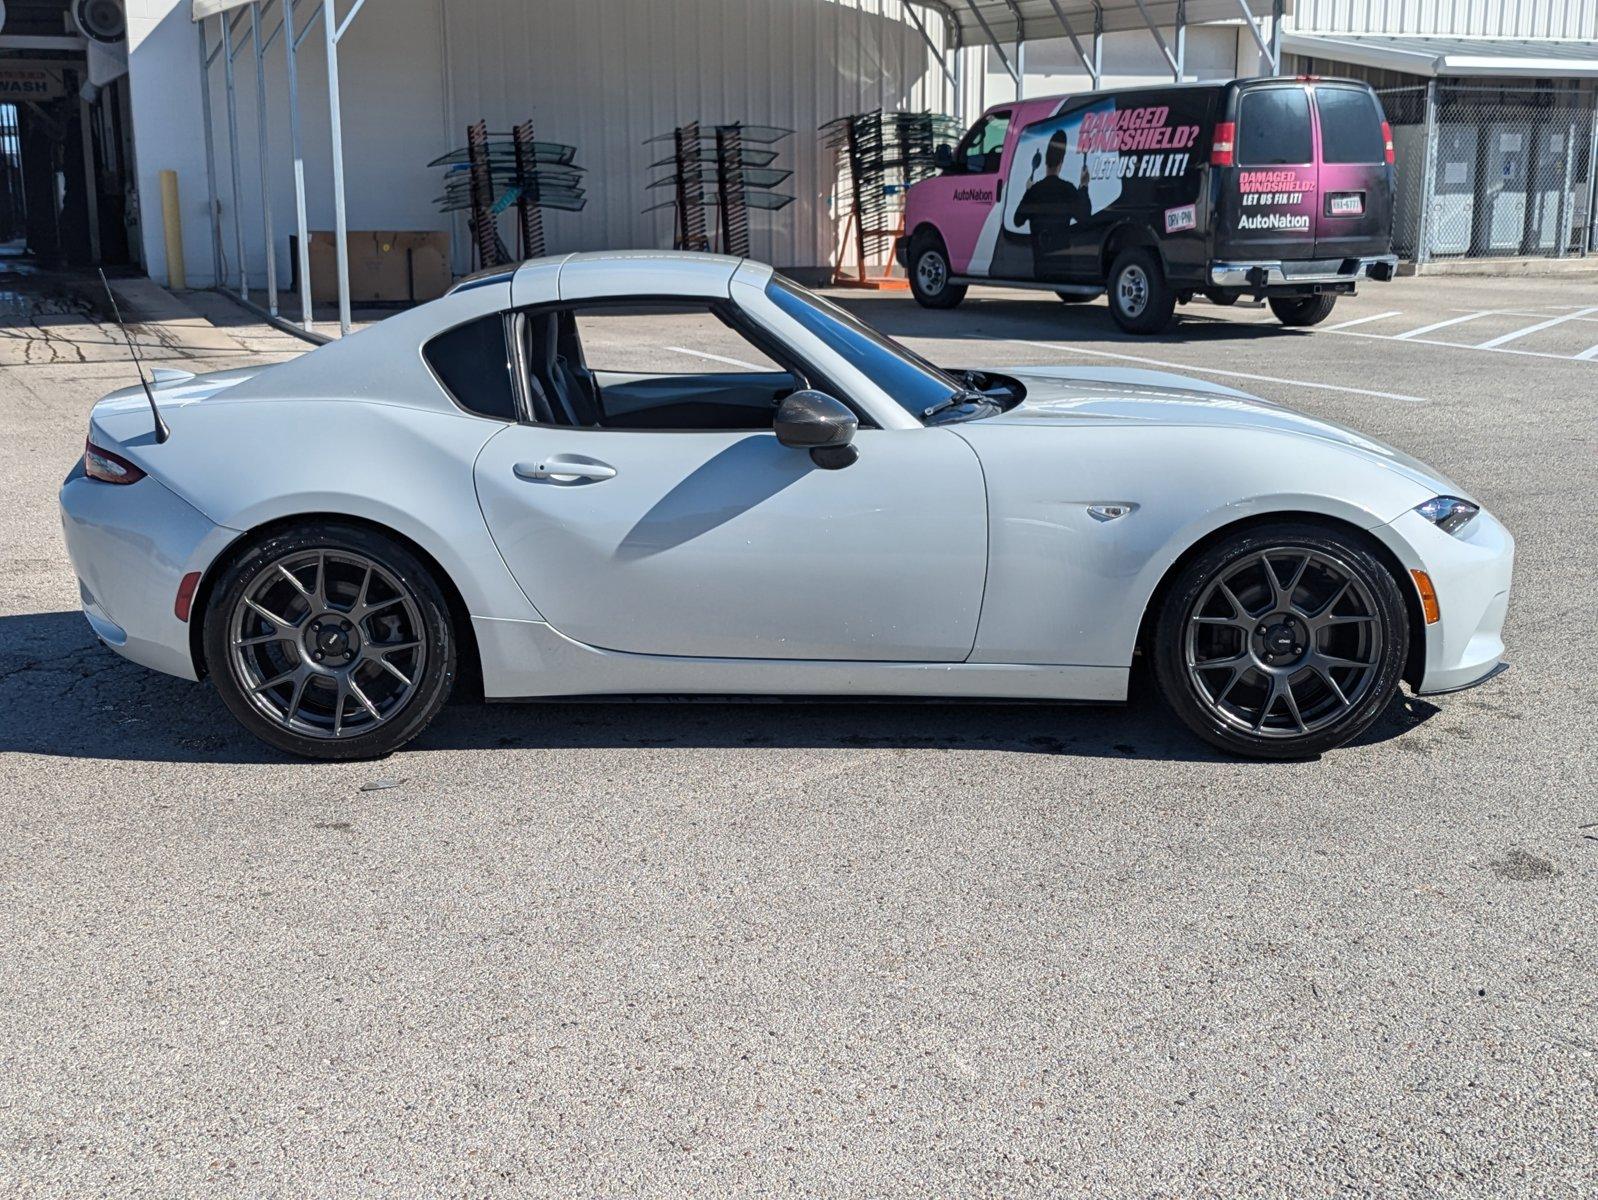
959, 422, 1437, 667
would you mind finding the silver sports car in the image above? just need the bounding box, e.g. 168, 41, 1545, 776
61, 251, 1513, 760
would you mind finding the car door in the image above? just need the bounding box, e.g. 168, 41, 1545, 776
1216, 82, 1318, 264
917, 108, 1012, 275
1311, 84, 1394, 259
472, 303, 989, 663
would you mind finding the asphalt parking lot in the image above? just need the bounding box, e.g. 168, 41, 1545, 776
2, 268, 1594, 1196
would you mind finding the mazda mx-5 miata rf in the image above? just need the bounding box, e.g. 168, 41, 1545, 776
61, 251, 1512, 761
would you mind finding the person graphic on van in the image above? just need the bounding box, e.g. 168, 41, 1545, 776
1014, 129, 1092, 278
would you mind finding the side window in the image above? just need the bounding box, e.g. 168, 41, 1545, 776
1316, 88, 1385, 164
522, 301, 803, 432
572, 304, 784, 376
1237, 87, 1312, 166
957, 111, 1011, 173
422, 313, 519, 421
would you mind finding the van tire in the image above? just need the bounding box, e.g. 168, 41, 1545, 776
1107, 248, 1176, 334
1205, 291, 1240, 306
1056, 292, 1094, 305
1269, 294, 1338, 326
909, 237, 966, 310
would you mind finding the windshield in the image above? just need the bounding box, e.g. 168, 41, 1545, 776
765, 276, 960, 419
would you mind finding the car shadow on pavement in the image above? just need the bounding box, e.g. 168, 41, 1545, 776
827, 293, 1309, 354
1, 610, 1437, 765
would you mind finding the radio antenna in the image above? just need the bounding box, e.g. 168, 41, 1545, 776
97, 269, 169, 444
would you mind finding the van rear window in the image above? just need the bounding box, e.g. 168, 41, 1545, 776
1237, 88, 1311, 166
1316, 88, 1386, 164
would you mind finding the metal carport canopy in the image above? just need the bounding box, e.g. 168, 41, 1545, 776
1281, 33, 1598, 79
909, 0, 1292, 46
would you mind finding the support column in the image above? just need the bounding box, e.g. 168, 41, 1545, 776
197, 20, 223, 287
324, 0, 351, 334
250, 2, 278, 315
1173, 0, 1186, 82
77, 80, 102, 264
1092, 5, 1103, 91
221, 7, 248, 300
1585, 91, 1598, 255
284, 0, 314, 329
1416, 78, 1438, 266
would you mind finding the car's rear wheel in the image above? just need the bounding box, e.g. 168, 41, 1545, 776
1152, 524, 1408, 759
1269, 294, 1338, 326
908, 235, 967, 309
203, 522, 456, 760
1107, 248, 1176, 333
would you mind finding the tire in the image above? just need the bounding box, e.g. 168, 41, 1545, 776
1269, 294, 1338, 326
908, 236, 967, 310
1205, 291, 1240, 306
1151, 523, 1408, 760
203, 521, 457, 761
1056, 292, 1095, 305
1107, 248, 1176, 333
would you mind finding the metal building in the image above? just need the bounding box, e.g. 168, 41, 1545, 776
106, 0, 1598, 336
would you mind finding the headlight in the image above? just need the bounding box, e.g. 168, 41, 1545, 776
1415, 495, 1479, 536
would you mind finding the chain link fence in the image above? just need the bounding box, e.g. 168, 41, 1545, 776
1378, 82, 1596, 263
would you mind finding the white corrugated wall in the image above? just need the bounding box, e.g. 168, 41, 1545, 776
1287, 0, 1598, 38
160, 0, 947, 290
442, 0, 949, 273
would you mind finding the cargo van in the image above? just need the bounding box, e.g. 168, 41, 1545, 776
897, 77, 1398, 333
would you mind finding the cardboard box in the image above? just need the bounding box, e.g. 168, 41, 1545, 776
290, 231, 451, 304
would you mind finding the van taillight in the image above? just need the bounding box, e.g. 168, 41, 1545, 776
84, 438, 146, 485
1381, 120, 1395, 164
1211, 121, 1235, 166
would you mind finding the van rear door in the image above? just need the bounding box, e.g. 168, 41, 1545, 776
1215, 82, 1318, 263
1311, 84, 1394, 259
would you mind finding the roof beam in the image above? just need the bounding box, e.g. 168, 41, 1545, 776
963, 0, 1018, 83
1044, 0, 1099, 81
901, 2, 959, 90
1131, 0, 1181, 76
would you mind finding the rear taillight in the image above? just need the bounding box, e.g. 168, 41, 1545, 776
1211, 121, 1235, 167
1381, 120, 1395, 164
83, 438, 146, 485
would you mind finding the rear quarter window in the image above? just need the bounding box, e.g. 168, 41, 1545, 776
1316, 88, 1386, 164
1237, 87, 1312, 166
423, 314, 519, 421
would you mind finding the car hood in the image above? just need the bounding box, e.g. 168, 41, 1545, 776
980, 365, 1465, 499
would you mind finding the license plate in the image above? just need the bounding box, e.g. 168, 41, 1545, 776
1329, 193, 1365, 216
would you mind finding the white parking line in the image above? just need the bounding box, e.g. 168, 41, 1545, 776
665, 346, 765, 370
1322, 310, 1402, 331
997, 338, 1428, 403
1474, 306, 1598, 350
1324, 328, 1592, 362
1576, 343, 1598, 361
1392, 311, 1497, 340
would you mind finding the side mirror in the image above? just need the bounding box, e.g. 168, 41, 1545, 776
775, 390, 859, 470
934, 143, 954, 170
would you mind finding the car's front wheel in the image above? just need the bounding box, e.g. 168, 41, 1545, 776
908, 236, 967, 310
1152, 523, 1408, 759
203, 521, 457, 760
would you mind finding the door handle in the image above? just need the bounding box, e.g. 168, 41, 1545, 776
514, 458, 617, 483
